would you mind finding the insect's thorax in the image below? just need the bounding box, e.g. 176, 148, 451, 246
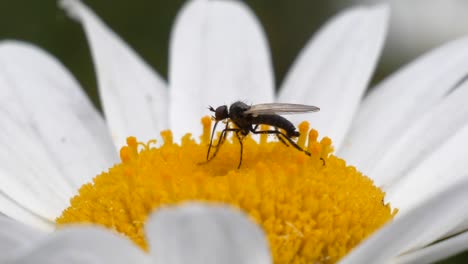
225, 101, 250, 133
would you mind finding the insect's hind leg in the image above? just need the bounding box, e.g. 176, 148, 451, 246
274, 127, 289, 147
251, 129, 311, 156
253, 124, 289, 147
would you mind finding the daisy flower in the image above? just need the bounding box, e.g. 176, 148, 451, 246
1, 0, 468, 263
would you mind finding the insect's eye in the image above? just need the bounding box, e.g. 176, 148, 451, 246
215, 105, 228, 120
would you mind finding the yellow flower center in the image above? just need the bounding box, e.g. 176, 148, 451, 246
56, 117, 397, 263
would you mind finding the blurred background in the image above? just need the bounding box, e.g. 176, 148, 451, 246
1, 0, 467, 262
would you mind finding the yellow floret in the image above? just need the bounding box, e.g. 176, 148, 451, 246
57, 117, 396, 263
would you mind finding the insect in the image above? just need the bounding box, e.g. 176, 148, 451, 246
205, 101, 320, 169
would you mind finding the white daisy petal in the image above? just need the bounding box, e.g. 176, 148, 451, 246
0, 41, 117, 224
146, 203, 271, 264
386, 122, 468, 216
339, 35, 468, 176
278, 5, 388, 149
0, 214, 46, 263
370, 78, 468, 187
8, 226, 150, 264
60, 0, 168, 148
0, 195, 53, 231
169, 0, 275, 139
0, 109, 70, 221
396, 231, 468, 264
339, 179, 468, 263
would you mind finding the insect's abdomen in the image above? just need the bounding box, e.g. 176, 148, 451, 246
252, 115, 299, 137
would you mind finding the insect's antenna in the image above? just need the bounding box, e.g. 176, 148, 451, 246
206, 120, 219, 160
208, 106, 215, 112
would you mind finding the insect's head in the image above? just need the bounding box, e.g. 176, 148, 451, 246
209, 105, 229, 121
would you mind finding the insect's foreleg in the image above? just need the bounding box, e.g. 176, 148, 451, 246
206, 120, 220, 160
251, 129, 311, 156
207, 127, 240, 162
211, 121, 230, 148
207, 129, 227, 161
207, 121, 229, 161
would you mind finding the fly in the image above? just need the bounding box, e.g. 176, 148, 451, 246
204, 101, 320, 169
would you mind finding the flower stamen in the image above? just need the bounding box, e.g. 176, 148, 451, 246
57, 117, 396, 263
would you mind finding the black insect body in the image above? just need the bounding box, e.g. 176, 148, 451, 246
205, 101, 320, 169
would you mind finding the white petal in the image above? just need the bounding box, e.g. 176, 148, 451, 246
0, 215, 46, 263
8, 226, 150, 264
396, 231, 468, 264
60, 0, 168, 148
339, 35, 468, 176
278, 5, 388, 149
370, 78, 468, 187
386, 122, 468, 217
339, 179, 468, 263
0, 195, 53, 231
0, 41, 117, 223
169, 0, 275, 140
146, 203, 271, 264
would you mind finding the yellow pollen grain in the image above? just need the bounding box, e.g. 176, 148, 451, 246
57, 117, 397, 263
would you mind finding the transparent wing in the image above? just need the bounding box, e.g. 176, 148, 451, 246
243, 103, 320, 116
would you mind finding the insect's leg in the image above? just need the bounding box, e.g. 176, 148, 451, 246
206, 120, 220, 160
207, 129, 226, 160
251, 129, 311, 156
207, 121, 230, 161
207, 127, 241, 162
278, 133, 311, 156
278, 133, 310, 156
235, 131, 244, 169
211, 121, 230, 148
275, 127, 289, 147
251, 126, 289, 147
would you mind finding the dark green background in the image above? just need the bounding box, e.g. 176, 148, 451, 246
0, 0, 466, 262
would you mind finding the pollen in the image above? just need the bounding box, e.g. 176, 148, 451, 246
56, 117, 396, 263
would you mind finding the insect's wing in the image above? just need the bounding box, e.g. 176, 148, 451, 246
243, 103, 320, 116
